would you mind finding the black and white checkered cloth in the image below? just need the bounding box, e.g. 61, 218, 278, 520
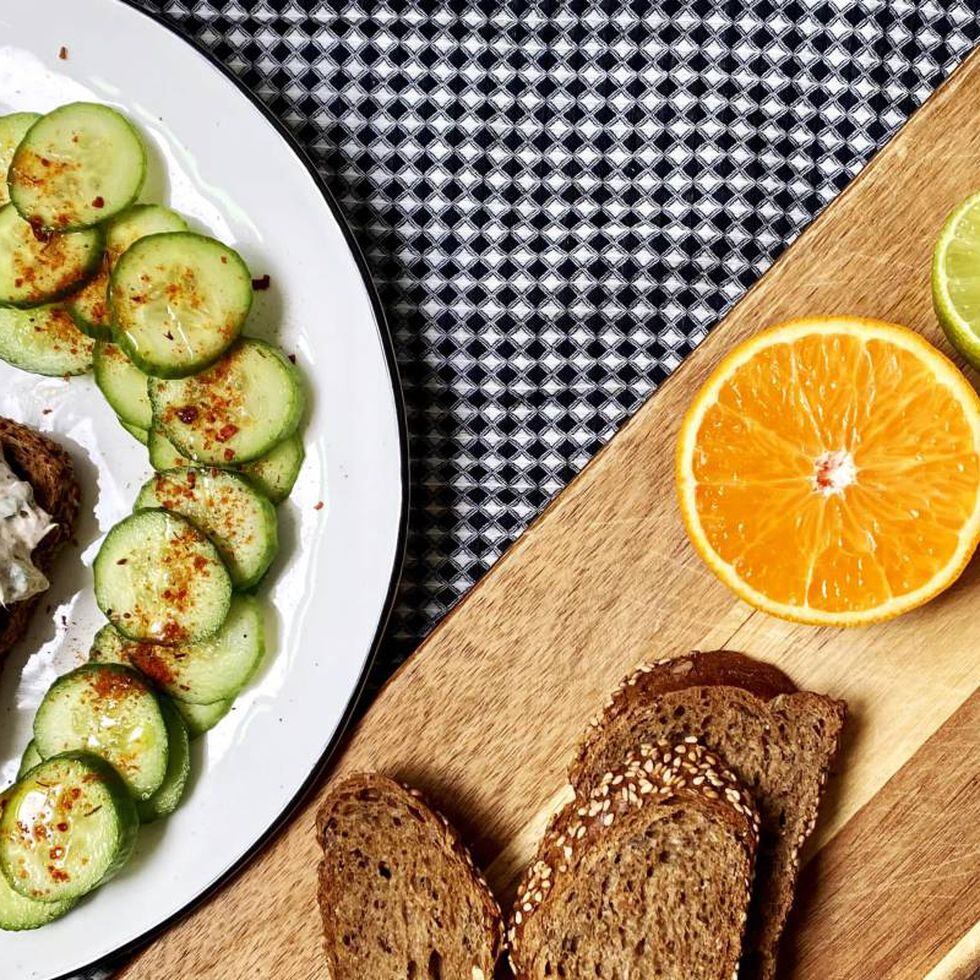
71, 1, 979, 975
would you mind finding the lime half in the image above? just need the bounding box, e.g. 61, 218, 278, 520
933, 190, 980, 369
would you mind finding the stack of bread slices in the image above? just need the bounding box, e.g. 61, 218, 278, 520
317, 650, 845, 979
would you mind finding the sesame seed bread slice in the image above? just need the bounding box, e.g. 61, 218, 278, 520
571, 651, 846, 980
509, 740, 759, 980
0, 418, 80, 662
316, 773, 503, 980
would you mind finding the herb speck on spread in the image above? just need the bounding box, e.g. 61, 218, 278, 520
0, 448, 56, 606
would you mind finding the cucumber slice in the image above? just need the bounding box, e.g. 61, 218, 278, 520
174, 697, 231, 738
148, 426, 190, 470
91, 596, 265, 705
0, 303, 94, 376
138, 697, 190, 822
241, 433, 305, 504
151, 339, 304, 464
0, 113, 41, 208
69, 206, 188, 340
67, 257, 111, 339
8, 103, 146, 231
0, 203, 103, 308
135, 468, 278, 588
108, 204, 189, 261
110, 232, 251, 378
95, 340, 152, 428
120, 419, 148, 444
15, 741, 42, 780
0, 789, 75, 929
34, 663, 169, 801
0, 752, 138, 903
94, 509, 232, 645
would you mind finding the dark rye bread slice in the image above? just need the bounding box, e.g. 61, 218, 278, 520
571, 651, 846, 980
316, 773, 503, 980
0, 418, 80, 660
509, 739, 759, 980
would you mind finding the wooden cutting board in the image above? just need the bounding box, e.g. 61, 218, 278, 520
122, 48, 980, 980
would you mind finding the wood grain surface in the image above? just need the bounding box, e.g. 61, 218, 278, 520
121, 47, 980, 980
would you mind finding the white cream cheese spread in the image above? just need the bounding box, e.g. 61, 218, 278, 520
0, 447, 56, 607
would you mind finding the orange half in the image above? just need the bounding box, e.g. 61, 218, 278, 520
676, 316, 980, 626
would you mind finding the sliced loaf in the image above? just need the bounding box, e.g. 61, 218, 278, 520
509, 739, 759, 980
0, 418, 80, 662
571, 650, 846, 980
316, 772, 503, 980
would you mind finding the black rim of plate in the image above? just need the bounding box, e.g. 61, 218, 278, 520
39, 3, 411, 978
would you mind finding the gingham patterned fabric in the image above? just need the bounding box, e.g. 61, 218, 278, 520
72, 1, 977, 976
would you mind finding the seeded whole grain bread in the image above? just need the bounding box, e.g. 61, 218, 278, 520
509, 739, 759, 980
571, 650, 846, 980
316, 772, 503, 980
0, 418, 80, 659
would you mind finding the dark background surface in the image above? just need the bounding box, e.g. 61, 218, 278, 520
82, 1, 976, 976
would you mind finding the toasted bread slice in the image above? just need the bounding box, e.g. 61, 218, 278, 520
571, 651, 846, 980
316, 773, 503, 980
0, 418, 80, 659
509, 739, 759, 979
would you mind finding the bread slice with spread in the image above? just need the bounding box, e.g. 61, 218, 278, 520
571, 650, 846, 980
0, 418, 80, 660
509, 739, 759, 979
316, 772, 503, 980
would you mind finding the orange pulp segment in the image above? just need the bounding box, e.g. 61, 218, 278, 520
676, 317, 980, 626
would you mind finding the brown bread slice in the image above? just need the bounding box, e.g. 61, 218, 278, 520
316, 772, 503, 980
0, 418, 80, 661
571, 651, 846, 980
509, 739, 759, 979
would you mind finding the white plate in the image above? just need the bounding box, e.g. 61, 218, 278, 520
0, 3, 406, 978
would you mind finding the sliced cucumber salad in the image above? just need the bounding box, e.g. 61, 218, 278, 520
33, 664, 169, 801
8, 102, 145, 231
0, 99, 309, 932
95, 340, 152, 428
92, 595, 265, 705
69, 204, 189, 340
0, 203, 103, 309
95, 509, 232, 644
0, 303, 94, 376
0, 113, 40, 208
110, 232, 251, 378
0, 753, 138, 903
138, 698, 190, 823
0, 787, 76, 929
151, 339, 304, 464
135, 468, 278, 588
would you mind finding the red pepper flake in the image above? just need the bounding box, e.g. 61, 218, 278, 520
314, 501, 324, 511
223, 448, 236, 462
186, 470, 197, 488
41, 407, 52, 415
48, 867, 70, 883
176, 405, 199, 424
220, 255, 228, 264
251, 274, 271, 290
215, 423, 239, 443
131, 646, 176, 686
116, 557, 128, 565
58, 45, 68, 60
91, 196, 105, 209
28, 217, 51, 243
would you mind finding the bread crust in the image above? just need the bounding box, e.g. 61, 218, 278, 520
0, 419, 80, 659
509, 739, 759, 979
316, 772, 503, 978
572, 649, 798, 783
571, 651, 845, 980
